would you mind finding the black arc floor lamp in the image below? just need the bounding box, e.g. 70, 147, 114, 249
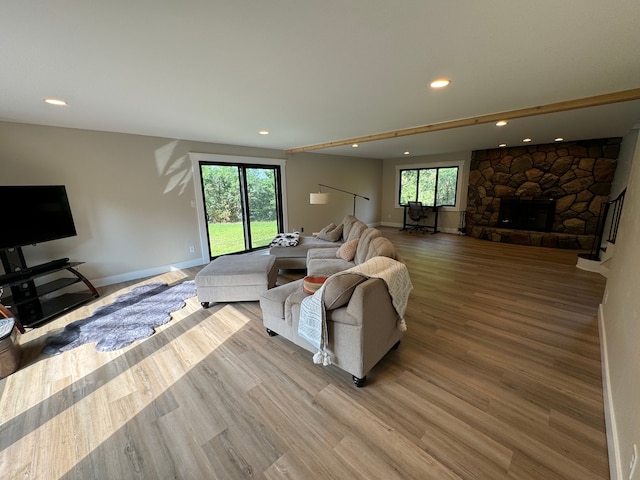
309, 183, 370, 216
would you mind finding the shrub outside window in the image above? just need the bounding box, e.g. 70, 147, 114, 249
399, 166, 459, 206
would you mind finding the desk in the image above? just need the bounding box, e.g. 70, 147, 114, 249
400, 204, 439, 233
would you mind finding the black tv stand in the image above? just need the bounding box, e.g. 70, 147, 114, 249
0, 247, 99, 329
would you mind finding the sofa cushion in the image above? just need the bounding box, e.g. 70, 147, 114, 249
341, 215, 359, 240
365, 237, 400, 263
336, 238, 359, 261
346, 221, 367, 242
307, 247, 340, 261
307, 258, 355, 276
316, 223, 344, 242
323, 273, 366, 310
354, 228, 382, 265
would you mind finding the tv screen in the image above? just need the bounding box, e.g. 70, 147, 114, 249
0, 185, 77, 250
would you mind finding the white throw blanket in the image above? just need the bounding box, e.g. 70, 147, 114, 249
298, 256, 413, 366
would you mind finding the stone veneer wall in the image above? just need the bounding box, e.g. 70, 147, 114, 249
466, 138, 620, 249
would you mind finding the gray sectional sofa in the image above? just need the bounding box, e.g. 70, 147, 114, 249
260, 216, 409, 386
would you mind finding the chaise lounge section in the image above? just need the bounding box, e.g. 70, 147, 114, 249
268, 215, 368, 270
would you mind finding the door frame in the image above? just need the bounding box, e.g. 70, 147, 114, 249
189, 153, 288, 262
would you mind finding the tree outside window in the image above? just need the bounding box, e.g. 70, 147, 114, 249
200, 163, 282, 257
399, 166, 458, 206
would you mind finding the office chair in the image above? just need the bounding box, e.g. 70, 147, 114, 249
407, 201, 430, 233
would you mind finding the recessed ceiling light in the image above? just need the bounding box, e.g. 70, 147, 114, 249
404, 151, 410, 155
352, 144, 359, 148
523, 138, 532, 143
44, 98, 67, 106
259, 130, 269, 135
496, 120, 508, 126
499, 143, 507, 147
555, 137, 564, 142
430, 78, 451, 89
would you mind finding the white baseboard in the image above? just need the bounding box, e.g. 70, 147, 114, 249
379, 221, 460, 235
90, 258, 207, 288
599, 303, 622, 480
380, 221, 404, 228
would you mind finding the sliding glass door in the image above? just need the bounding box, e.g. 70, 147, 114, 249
199, 162, 283, 258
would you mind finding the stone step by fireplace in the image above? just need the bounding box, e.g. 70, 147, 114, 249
468, 226, 596, 249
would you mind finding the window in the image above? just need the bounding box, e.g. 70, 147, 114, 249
190, 153, 287, 261
398, 166, 459, 207
199, 163, 283, 258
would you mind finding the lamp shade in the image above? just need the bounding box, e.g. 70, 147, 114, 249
310, 192, 330, 204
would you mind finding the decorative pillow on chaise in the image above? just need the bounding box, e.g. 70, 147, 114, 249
269, 231, 300, 247
316, 223, 343, 242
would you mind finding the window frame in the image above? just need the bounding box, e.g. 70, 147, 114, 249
189, 153, 288, 263
198, 162, 284, 257
395, 160, 465, 211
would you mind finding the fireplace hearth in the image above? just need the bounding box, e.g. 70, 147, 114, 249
498, 197, 555, 232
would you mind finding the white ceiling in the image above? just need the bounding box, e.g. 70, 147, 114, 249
1, 1, 639, 159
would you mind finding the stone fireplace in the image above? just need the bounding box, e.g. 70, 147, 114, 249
466, 138, 620, 249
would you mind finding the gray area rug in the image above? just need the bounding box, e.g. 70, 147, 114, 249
42, 280, 197, 355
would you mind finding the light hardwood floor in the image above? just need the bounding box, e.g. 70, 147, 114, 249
0, 229, 609, 479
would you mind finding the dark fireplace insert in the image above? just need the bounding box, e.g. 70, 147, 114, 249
498, 196, 556, 232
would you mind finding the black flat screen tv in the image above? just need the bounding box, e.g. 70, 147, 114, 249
0, 185, 77, 250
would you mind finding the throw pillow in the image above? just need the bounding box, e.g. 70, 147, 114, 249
269, 232, 300, 247
335, 238, 359, 261
315, 223, 335, 237
323, 273, 366, 310
302, 275, 328, 294
316, 223, 343, 242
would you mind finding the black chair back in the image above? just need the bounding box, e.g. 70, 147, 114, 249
407, 201, 425, 221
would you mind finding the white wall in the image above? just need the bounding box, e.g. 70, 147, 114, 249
601, 128, 640, 480
381, 151, 472, 232
281, 151, 382, 230
0, 121, 382, 285
610, 130, 639, 198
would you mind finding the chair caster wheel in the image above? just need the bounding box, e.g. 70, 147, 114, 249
352, 375, 366, 387
266, 328, 278, 337
201, 302, 210, 309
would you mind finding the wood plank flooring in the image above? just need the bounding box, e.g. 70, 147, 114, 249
0, 229, 609, 479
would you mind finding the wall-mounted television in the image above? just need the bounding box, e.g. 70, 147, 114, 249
0, 185, 77, 250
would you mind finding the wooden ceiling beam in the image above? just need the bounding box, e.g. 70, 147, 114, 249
285, 88, 640, 154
